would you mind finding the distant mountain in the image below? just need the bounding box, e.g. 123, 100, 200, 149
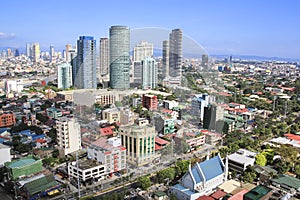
210, 54, 300, 62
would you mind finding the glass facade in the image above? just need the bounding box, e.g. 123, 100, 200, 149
74, 36, 97, 89
109, 26, 130, 89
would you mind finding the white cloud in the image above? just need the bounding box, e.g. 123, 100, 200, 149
0, 32, 16, 40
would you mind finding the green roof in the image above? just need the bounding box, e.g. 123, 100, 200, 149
24, 174, 59, 195
244, 185, 272, 200
271, 174, 300, 190
7, 158, 37, 169
154, 191, 167, 197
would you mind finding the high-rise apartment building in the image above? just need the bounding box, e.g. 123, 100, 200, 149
57, 63, 73, 89
32, 43, 40, 62
141, 57, 157, 89
50, 45, 55, 61
109, 26, 130, 89
74, 36, 97, 89
65, 44, 72, 62
56, 117, 81, 156
99, 38, 109, 76
133, 41, 153, 62
169, 29, 182, 78
26, 43, 32, 58
162, 40, 169, 79
119, 123, 156, 167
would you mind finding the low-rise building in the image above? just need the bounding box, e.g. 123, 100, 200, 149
170, 155, 228, 200
102, 108, 120, 124
0, 143, 11, 166
119, 123, 156, 167
142, 94, 158, 111
68, 159, 106, 182
46, 107, 62, 119
243, 185, 272, 200
5, 156, 43, 180
227, 149, 256, 173
87, 137, 126, 174
270, 174, 300, 193
16, 173, 60, 200
0, 111, 16, 128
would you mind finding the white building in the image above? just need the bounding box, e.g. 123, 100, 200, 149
87, 137, 126, 174
57, 63, 73, 89
170, 155, 228, 200
227, 149, 257, 173
5, 79, 23, 93
56, 117, 81, 156
0, 143, 11, 166
133, 41, 153, 62
141, 57, 157, 89
191, 94, 210, 122
68, 159, 106, 182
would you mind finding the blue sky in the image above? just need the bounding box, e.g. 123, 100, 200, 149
0, 0, 299, 58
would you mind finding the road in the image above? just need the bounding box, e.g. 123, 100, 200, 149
50, 144, 217, 199
0, 186, 14, 200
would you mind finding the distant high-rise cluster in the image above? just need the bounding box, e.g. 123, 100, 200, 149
21, 26, 183, 90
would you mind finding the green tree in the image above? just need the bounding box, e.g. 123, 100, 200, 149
294, 165, 300, 178
47, 128, 57, 143
52, 149, 59, 158
36, 113, 49, 123
255, 153, 267, 166
175, 160, 189, 176
137, 176, 151, 190
157, 168, 176, 183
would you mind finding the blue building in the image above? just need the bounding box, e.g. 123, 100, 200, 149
170, 155, 228, 200
74, 36, 97, 89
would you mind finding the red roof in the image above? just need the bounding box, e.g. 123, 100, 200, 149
81, 128, 89, 133
155, 137, 170, 145
155, 144, 162, 151
196, 195, 214, 200
284, 133, 300, 142
210, 190, 227, 199
36, 139, 46, 143
100, 126, 113, 136
219, 92, 232, 97
228, 189, 248, 200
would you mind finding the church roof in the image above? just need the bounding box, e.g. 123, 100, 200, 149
190, 155, 224, 184
199, 156, 224, 181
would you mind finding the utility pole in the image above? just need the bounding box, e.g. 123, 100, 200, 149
76, 152, 81, 198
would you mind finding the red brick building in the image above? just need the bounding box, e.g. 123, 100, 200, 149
142, 94, 158, 111
0, 112, 16, 128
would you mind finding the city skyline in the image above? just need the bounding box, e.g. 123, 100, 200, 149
0, 0, 300, 59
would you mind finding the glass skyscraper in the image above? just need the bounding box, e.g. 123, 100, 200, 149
141, 57, 157, 89
169, 29, 182, 78
74, 36, 97, 89
57, 63, 73, 89
109, 26, 130, 89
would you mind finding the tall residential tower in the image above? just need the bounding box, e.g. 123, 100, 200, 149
99, 38, 109, 76
74, 36, 97, 89
169, 29, 182, 78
